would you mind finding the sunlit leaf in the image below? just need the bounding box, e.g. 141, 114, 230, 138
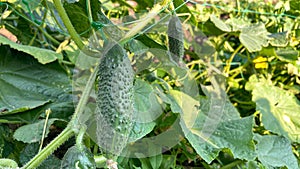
0, 36, 62, 64
210, 15, 231, 32
0, 158, 18, 168
247, 75, 300, 143
255, 134, 299, 169
239, 23, 270, 52
177, 86, 255, 163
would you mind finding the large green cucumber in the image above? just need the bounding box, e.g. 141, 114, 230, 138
167, 15, 184, 64
95, 41, 134, 156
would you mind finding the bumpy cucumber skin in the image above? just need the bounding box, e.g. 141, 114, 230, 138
168, 15, 184, 64
96, 41, 134, 156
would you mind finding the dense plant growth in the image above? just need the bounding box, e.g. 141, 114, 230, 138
0, 0, 300, 168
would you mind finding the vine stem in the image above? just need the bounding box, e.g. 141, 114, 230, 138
220, 160, 244, 169
22, 66, 99, 169
224, 44, 243, 74
53, 0, 84, 50
22, 126, 73, 169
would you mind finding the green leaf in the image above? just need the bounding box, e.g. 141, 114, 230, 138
239, 23, 270, 52
169, 90, 199, 128
159, 67, 199, 99
128, 121, 156, 142
254, 135, 299, 169
160, 155, 176, 169
63, 1, 93, 38
247, 76, 300, 143
0, 46, 73, 116
178, 86, 255, 163
269, 32, 289, 47
149, 154, 162, 169
275, 47, 299, 63
0, 158, 18, 168
13, 119, 57, 143
134, 79, 163, 123
148, 143, 162, 169
136, 156, 152, 169
210, 15, 231, 32
0, 36, 62, 64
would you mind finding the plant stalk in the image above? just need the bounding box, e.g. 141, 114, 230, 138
53, 0, 84, 50
22, 126, 74, 169
220, 160, 244, 169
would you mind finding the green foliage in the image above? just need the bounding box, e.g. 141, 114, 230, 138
19, 143, 61, 169
0, 158, 18, 168
0, 0, 300, 168
0, 46, 73, 119
254, 135, 299, 169
13, 119, 58, 143
0, 36, 62, 64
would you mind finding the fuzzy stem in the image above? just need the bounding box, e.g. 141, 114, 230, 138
22, 126, 74, 169
53, 0, 84, 49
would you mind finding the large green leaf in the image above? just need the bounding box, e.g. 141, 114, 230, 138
13, 119, 57, 143
239, 23, 270, 52
246, 75, 300, 143
254, 135, 299, 169
0, 36, 62, 64
0, 46, 73, 117
210, 17, 270, 52
174, 86, 255, 163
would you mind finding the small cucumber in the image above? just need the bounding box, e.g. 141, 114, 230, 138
61, 146, 96, 169
95, 41, 134, 156
167, 15, 184, 65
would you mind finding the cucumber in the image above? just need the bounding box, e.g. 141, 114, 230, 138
167, 15, 184, 65
95, 41, 134, 156
61, 146, 96, 169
